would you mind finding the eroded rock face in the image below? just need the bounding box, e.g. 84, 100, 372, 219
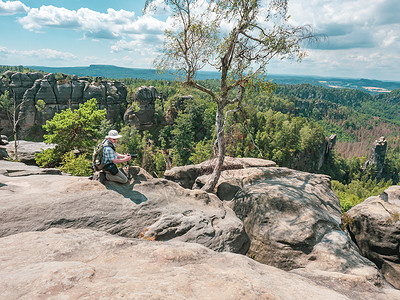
124, 86, 157, 128
0, 228, 347, 300
0, 72, 127, 138
363, 136, 387, 178
165, 157, 276, 189
1, 160, 400, 299
5, 140, 56, 164
164, 158, 385, 288
0, 160, 249, 254
0, 134, 8, 160
346, 187, 400, 289
208, 166, 384, 288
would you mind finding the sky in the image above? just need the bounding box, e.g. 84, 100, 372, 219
0, 0, 399, 81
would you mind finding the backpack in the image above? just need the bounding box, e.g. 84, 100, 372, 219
92, 139, 115, 172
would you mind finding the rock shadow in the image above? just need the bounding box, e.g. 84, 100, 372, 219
103, 166, 153, 204
105, 183, 148, 204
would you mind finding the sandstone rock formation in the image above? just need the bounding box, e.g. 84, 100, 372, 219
0, 133, 8, 159
363, 136, 387, 177
1, 160, 400, 299
346, 186, 400, 289
0, 72, 127, 138
5, 140, 56, 164
124, 86, 158, 129
0, 134, 8, 146
292, 133, 337, 172
0, 160, 249, 254
169, 159, 389, 292
165, 156, 276, 189
218, 168, 383, 286
0, 160, 61, 176
1, 227, 386, 300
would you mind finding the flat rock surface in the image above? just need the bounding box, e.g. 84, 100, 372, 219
0, 161, 249, 254
3, 228, 398, 300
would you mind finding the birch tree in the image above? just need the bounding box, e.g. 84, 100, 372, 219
0, 90, 24, 160
145, 0, 315, 192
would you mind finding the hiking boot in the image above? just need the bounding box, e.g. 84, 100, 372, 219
99, 171, 106, 184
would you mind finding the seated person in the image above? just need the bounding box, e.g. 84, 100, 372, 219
102, 130, 131, 183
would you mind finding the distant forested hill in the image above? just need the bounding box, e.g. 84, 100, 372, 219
26, 64, 400, 95
263, 84, 400, 158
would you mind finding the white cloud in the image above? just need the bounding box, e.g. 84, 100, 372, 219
2, 0, 398, 80
275, 0, 400, 80
121, 15, 166, 34
111, 35, 163, 53
0, 0, 29, 15
18, 6, 136, 40
18, 4, 172, 41
144, 0, 171, 16
0, 45, 77, 61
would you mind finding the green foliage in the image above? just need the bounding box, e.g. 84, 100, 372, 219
299, 123, 325, 151
35, 98, 106, 168
59, 151, 92, 176
0, 90, 12, 111
34, 147, 59, 168
116, 125, 143, 166
171, 112, 195, 165
0, 65, 42, 74
190, 140, 213, 164
35, 99, 46, 112
98, 119, 114, 140
332, 178, 392, 213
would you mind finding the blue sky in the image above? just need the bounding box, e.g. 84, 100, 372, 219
0, 0, 399, 81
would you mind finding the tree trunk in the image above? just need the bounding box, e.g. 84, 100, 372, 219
202, 102, 225, 193
13, 135, 18, 161
13, 98, 18, 161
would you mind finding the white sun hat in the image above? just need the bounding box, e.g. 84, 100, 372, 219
106, 130, 123, 139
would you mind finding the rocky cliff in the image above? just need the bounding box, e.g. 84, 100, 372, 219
1, 159, 399, 299
0, 71, 127, 138
346, 186, 400, 289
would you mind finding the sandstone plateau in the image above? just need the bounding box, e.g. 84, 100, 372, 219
1, 159, 399, 299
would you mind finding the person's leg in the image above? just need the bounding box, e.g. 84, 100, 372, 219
105, 169, 128, 183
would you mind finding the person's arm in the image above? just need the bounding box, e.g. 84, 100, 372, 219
112, 153, 131, 164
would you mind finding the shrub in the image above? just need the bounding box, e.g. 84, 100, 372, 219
332, 179, 392, 213
35, 98, 106, 168
59, 151, 92, 176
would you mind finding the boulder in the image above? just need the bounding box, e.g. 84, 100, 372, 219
210, 166, 385, 288
5, 140, 56, 164
346, 187, 400, 289
0, 147, 8, 160
380, 185, 400, 206
165, 157, 276, 189
0, 134, 8, 146
0, 228, 361, 300
0, 160, 249, 254
124, 86, 157, 128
